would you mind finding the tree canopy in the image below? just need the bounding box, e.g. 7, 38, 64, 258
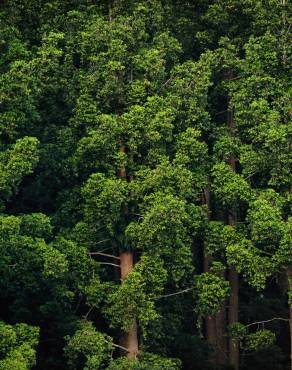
0, 1, 291, 369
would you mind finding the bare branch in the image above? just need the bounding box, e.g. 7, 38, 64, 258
98, 247, 116, 253
84, 306, 95, 319
245, 317, 290, 328
158, 77, 172, 91
111, 342, 131, 353
99, 262, 120, 268
244, 172, 257, 180
96, 239, 110, 244
155, 287, 194, 300
101, 339, 132, 354
228, 76, 241, 81
110, 342, 139, 359
89, 252, 120, 260
258, 250, 273, 256
215, 109, 228, 116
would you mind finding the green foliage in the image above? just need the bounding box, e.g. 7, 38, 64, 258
248, 190, 284, 249
126, 192, 195, 284
106, 255, 167, 334
226, 239, 272, 290
213, 133, 240, 162
244, 329, 276, 352
0, 63, 39, 140
0, 1, 290, 369
229, 324, 276, 354
65, 320, 113, 370
228, 322, 247, 341
212, 162, 252, 207
82, 173, 128, 237
0, 321, 39, 370
288, 276, 292, 307
0, 137, 39, 202
195, 273, 230, 316
20, 213, 52, 240
205, 222, 243, 259
107, 352, 181, 370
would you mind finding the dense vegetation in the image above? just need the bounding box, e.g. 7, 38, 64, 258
0, 1, 291, 369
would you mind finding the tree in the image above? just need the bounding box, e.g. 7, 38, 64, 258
0, 1, 291, 369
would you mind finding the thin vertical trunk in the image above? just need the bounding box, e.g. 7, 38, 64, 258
118, 145, 139, 359
205, 315, 217, 353
289, 302, 292, 370
204, 186, 228, 364
203, 187, 217, 353
216, 305, 228, 364
120, 251, 139, 358
227, 106, 239, 370
228, 264, 239, 370
287, 267, 292, 370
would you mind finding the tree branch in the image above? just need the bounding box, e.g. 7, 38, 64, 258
244, 172, 257, 180
215, 109, 228, 116
245, 317, 290, 328
99, 262, 120, 268
155, 287, 194, 300
96, 239, 110, 244
111, 342, 131, 353
84, 306, 95, 319
89, 252, 120, 260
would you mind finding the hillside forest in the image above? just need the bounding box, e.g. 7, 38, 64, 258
0, 1, 291, 369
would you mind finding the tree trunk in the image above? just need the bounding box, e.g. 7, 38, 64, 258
120, 251, 139, 358
228, 265, 239, 370
203, 187, 217, 351
216, 304, 228, 364
227, 106, 239, 370
287, 267, 292, 370
289, 297, 292, 370
203, 186, 228, 364
289, 301, 292, 370
118, 145, 139, 359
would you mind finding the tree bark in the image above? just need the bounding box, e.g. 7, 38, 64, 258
228, 265, 239, 370
289, 301, 292, 370
118, 145, 139, 359
203, 186, 217, 355
227, 106, 239, 370
216, 304, 228, 364
287, 267, 292, 370
120, 251, 139, 358
203, 186, 228, 364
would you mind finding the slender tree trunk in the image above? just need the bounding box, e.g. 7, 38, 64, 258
289, 303, 292, 370
120, 251, 139, 358
203, 187, 217, 353
118, 145, 139, 359
203, 186, 228, 364
287, 267, 292, 370
227, 107, 239, 370
228, 264, 239, 370
216, 305, 228, 364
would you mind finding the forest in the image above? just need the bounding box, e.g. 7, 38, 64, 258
0, 1, 291, 369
